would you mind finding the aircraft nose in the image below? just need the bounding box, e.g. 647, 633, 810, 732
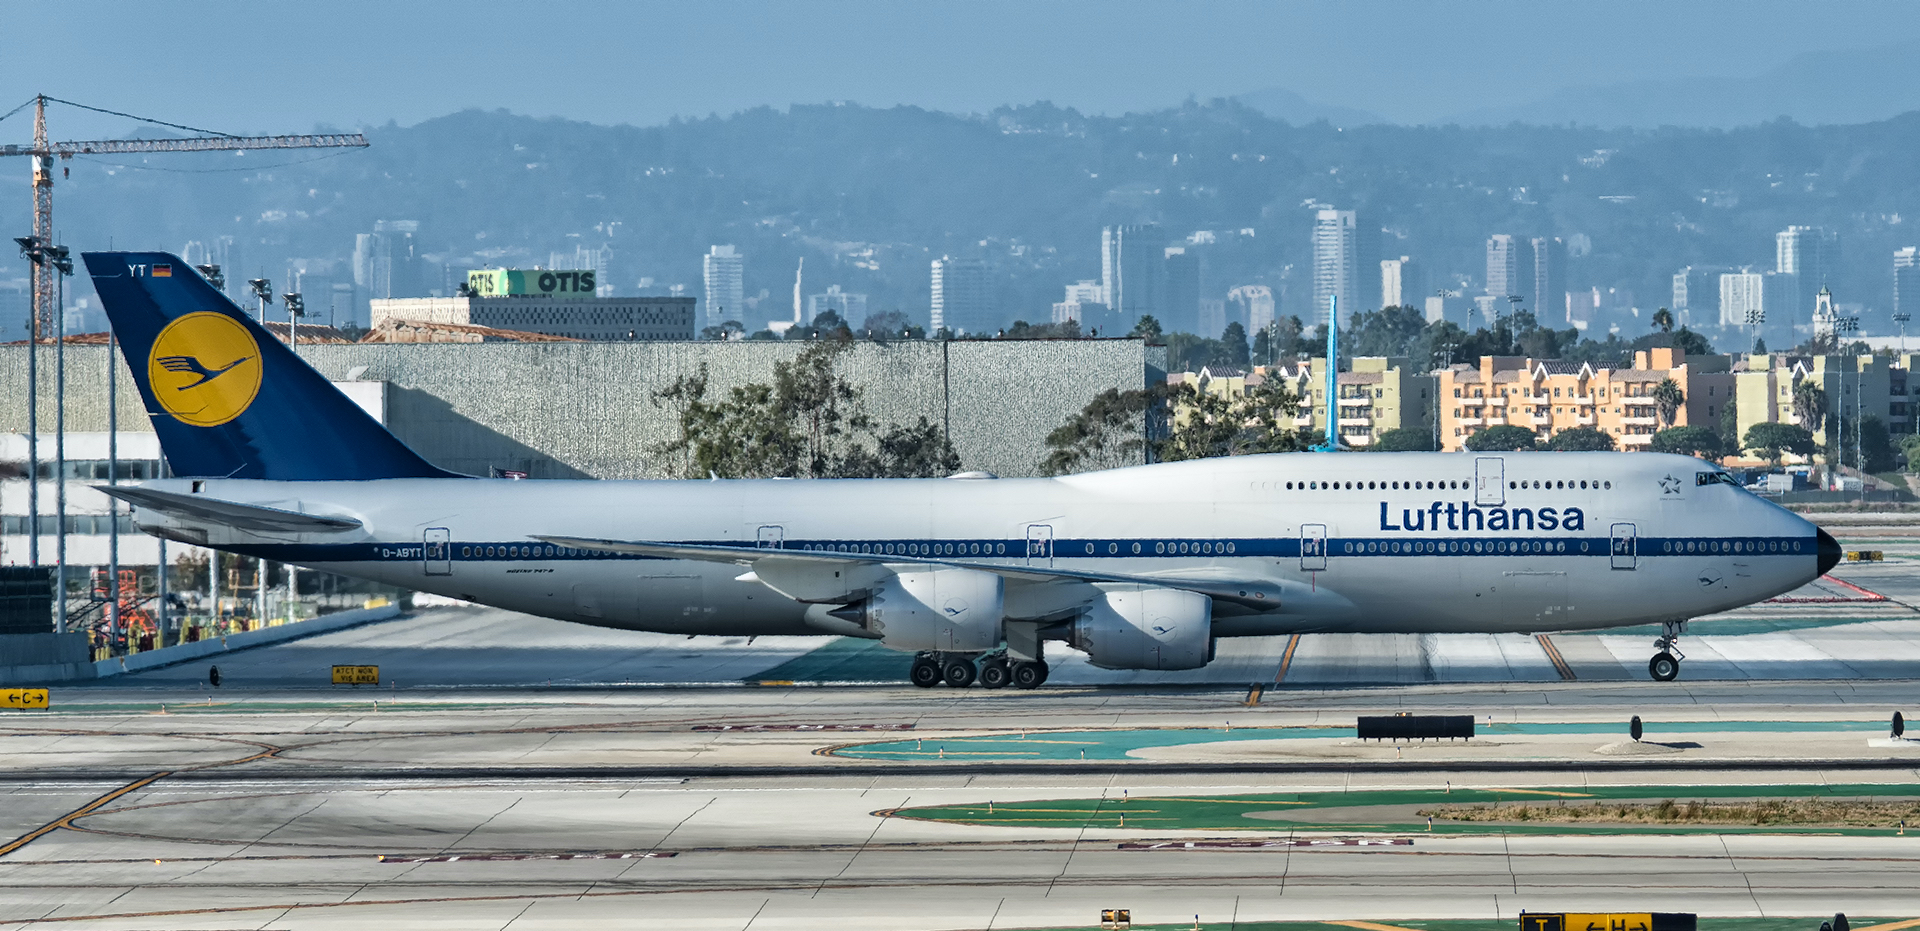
1816, 527, 1842, 577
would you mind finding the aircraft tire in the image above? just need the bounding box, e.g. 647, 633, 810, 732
978, 659, 1011, 689
1011, 661, 1044, 690
909, 656, 943, 688
942, 657, 978, 688
1648, 652, 1680, 682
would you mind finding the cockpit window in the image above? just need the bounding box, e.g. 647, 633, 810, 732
1695, 471, 1737, 487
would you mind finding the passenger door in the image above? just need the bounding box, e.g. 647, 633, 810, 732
1610, 522, 1637, 570
1300, 524, 1327, 572
423, 527, 451, 576
1025, 524, 1054, 567
1475, 457, 1506, 506
756, 525, 784, 549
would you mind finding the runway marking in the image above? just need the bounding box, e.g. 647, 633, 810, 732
1275, 633, 1302, 683
1536, 634, 1576, 680
692, 723, 913, 731
378, 851, 676, 863
1853, 920, 1920, 931
0, 771, 171, 859
1120, 838, 1410, 849
1768, 575, 1890, 603
1328, 920, 1418, 931
1245, 685, 1264, 706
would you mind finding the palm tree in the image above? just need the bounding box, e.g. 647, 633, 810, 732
1791, 379, 1827, 435
1651, 307, 1674, 334
1651, 378, 1685, 429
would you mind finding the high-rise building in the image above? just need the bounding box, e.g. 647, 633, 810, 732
1161, 247, 1200, 332
1311, 208, 1362, 325
552, 244, 615, 297
1896, 247, 1920, 319
1198, 298, 1227, 336
1671, 265, 1727, 329
1530, 237, 1564, 325
1101, 224, 1162, 323
354, 220, 421, 304
1381, 256, 1422, 309
702, 245, 745, 329
1484, 234, 1534, 314
1228, 285, 1275, 337
1776, 225, 1838, 328
1718, 271, 1764, 329
931, 256, 990, 333
806, 285, 867, 325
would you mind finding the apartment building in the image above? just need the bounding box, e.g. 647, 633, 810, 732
1435, 348, 1734, 451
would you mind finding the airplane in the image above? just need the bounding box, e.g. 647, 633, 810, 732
84, 251, 1840, 687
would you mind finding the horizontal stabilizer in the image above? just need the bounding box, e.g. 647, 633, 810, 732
100, 485, 363, 534
534, 535, 1283, 609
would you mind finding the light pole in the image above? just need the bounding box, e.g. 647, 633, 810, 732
247, 278, 273, 321
46, 245, 71, 637
283, 291, 305, 352
1505, 295, 1524, 354
1837, 315, 1862, 502
1895, 313, 1911, 355
244, 281, 271, 627
1745, 308, 1765, 354
1433, 340, 1458, 451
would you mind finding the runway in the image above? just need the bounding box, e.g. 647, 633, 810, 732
1, 545, 1918, 928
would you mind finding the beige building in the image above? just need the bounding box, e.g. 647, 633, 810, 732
1435, 348, 1733, 452
1733, 353, 1918, 450
1167, 357, 1435, 448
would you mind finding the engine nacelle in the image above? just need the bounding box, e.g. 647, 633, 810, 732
837, 568, 1005, 653
1069, 587, 1213, 670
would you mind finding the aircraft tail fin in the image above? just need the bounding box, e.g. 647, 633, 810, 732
82, 251, 461, 480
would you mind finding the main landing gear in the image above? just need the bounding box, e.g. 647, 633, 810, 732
1648, 620, 1687, 682
910, 652, 1048, 690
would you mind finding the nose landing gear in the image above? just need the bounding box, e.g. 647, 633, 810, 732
1648, 620, 1687, 681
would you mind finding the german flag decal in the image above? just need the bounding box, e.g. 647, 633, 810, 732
152, 264, 172, 277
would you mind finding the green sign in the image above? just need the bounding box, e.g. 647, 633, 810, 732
467, 268, 597, 298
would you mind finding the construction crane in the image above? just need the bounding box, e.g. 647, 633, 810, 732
2, 94, 369, 340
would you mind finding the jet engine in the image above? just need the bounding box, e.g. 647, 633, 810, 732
828, 568, 1005, 652
1068, 587, 1212, 670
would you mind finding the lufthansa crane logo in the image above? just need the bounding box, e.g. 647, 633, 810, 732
146, 312, 262, 427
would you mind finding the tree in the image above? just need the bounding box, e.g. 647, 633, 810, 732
1650, 307, 1674, 334
859, 310, 921, 340
1220, 321, 1250, 367
700, 320, 745, 340
1547, 426, 1616, 451
1129, 315, 1163, 340
1791, 380, 1827, 435
1743, 422, 1816, 467
1040, 387, 1157, 475
1156, 379, 1309, 462
1369, 426, 1436, 451
1831, 414, 1897, 473
1651, 377, 1685, 428
652, 341, 959, 479
1465, 425, 1537, 451
1650, 425, 1724, 458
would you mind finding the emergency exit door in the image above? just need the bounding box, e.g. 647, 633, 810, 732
423, 527, 451, 576
1300, 524, 1327, 571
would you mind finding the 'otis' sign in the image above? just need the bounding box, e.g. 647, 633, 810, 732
468, 268, 598, 298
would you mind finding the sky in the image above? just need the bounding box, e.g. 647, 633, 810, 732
4, 0, 1920, 136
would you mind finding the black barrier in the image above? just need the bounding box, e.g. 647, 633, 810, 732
1357, 714, 1475, 740
0, 567, 54, 636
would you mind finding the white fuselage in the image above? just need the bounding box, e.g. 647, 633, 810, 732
132, 451, 1823, 643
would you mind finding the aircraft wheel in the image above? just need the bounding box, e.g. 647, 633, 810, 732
1648, 652, 1680, 682
1011, 661, 1044, 690
942, 657, 978, 688
978, 659, 1011, 689
909, 656, 943, 688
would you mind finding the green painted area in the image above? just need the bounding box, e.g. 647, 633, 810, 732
894, 783, 1920, 837
749, 637, 906, 682
1001, 921, 1903, 931
833, 720, 1887, 761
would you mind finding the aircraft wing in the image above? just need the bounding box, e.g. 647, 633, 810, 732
99, 485, 364, 534
534, 535, 1284, 610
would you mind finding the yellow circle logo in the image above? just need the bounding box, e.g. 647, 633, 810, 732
147, 312, 263, 427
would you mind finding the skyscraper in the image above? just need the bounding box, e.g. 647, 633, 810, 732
1311, 208, 1361, 324
1895, 247, 1919, 319
1228, 285, 1275, 337
931, 256, 990, 333
1161, 247, 1200, 332
1101, 224, 1162, 323
1530, 237, 1564, 326
1776, 225, 1838, 330
702, 245, 745, 329
1380, 256, 1422, 309
1484, 234, 1534, 315
354, 220, 421, 304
